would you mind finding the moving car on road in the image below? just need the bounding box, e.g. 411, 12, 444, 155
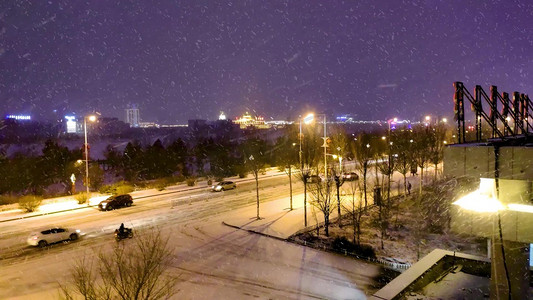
27, 227, 80, 248
342, 172, 359, 181
211, 181, 236, 192
307, 175, 321, 183
98, 194, 133, 211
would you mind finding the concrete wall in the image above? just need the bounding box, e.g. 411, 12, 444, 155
445, 145, 533, 243
443, 145, 533, 181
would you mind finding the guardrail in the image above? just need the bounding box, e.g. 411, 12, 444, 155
291, 238, 411, 271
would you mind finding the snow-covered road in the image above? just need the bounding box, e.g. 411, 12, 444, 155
0, 175, 383, 299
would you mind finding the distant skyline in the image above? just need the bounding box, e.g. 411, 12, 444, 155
1, 1, 532, 123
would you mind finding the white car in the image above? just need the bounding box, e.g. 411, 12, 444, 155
27, 227, 80, 247
211, 181, 236, 192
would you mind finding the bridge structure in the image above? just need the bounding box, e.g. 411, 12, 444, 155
453, 81, 533, 143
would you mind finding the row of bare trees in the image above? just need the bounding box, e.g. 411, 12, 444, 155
272, 122, 450, 246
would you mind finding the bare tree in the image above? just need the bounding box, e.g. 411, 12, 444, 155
427, 123, 448, 182
242, 137, 268, 219
392, 129, 412, 194
343, 179, 365, 245
60, 229, 178, 300
330, 131, 349, 226
309, 178, 336, 236
295, 169, 311, 226
274, 134, 299, 210
332, 168, 344, 227
412, 125, 431, 193
349, 133, 375, 207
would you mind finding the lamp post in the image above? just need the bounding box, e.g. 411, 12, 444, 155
300, 113, 314, 227
332, 154, 343, 173
323, 114, 328, 179
84, 115, 96, 196
307, 113, 328, 178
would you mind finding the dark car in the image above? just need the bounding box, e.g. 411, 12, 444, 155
307, 175, 321, 183
342, 172, 359, 181
98, 194, 133, 211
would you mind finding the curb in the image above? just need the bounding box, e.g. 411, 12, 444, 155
221, 221, 288, 242
0, 204, 100, 223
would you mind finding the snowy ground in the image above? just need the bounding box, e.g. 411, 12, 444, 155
0, 175, 385, 300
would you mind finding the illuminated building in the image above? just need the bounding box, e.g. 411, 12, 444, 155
233, 112, 270, 129
5, 114, 31, 121
125, 105, 140, 127
64, 116, 78, 133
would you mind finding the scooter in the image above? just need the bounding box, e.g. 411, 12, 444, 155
114, 227, 133, 241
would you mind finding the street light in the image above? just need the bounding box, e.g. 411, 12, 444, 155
303, 113, 328, 179
84, 115, 97, 196
299, 113, 314, 227
300, 113, 314, 169
331, 154, 343, 173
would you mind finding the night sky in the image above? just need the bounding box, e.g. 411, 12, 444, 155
1, 0, 532, 123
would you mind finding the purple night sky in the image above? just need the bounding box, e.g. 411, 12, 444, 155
1, 0, 531, 123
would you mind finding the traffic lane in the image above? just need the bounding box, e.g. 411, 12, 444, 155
0, 213, 380, 299
0, 174, 291, 236
0, 177, 301, 261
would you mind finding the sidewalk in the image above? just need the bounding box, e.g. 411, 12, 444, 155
221, 165, 441, 241
223, 193, 336, 240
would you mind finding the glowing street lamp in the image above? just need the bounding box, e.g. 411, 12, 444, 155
305, 113, 328, 179
84, 115, 97, 196
299, 113, 314, 227
300, 113, 315, 169
332, 154, 343, 173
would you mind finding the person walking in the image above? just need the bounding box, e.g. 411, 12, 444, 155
407, 182, 412, 195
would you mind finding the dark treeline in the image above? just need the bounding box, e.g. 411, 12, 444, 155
0, 123, 449, 201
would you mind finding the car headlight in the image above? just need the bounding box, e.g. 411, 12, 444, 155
75, 229, 81, 233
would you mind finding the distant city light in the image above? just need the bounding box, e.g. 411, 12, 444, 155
219, 111, 227, 120
6, 115, 31, 120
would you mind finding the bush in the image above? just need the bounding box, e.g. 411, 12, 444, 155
18, 195, 43, 212
185, 177, 196, 186
150, 177, 176, 191
115, 184, 134, 195
0, 194, 18, 206
331, 236, 376, 259
238, 173, 247, 178
74, 193, 90, 205
174, 175, 186, 183
332, 236, 356, 252
100, 181, 134, 195
353, 244, 376, 259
